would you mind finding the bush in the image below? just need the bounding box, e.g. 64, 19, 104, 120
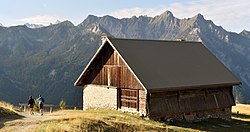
33, 98, 39, 112
59, 99, 66, 110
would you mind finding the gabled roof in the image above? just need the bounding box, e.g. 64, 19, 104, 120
75, 37, 240, 90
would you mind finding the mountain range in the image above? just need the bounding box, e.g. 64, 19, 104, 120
0, 11, 249, 106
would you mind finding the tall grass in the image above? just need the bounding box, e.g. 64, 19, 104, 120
0, 101, 18, 116
0, 101, 15, 110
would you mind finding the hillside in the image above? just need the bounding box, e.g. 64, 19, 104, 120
0, 11, 250, 105
0, 101, 18, 117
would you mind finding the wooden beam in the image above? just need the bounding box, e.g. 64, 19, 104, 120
137, 89, 139, 111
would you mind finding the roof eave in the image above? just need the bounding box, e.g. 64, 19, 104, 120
148, 82, 241, 93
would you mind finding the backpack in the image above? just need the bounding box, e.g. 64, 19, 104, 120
38, 97, 45, 104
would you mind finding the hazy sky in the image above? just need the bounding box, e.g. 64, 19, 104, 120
1, 0, 249, 32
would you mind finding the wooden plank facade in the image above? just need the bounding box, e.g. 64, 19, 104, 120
149, 87, 235, 119
83, 44, 144, 90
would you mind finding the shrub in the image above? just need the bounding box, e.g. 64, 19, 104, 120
33, 99, 39, 112
59, 99, 66, 110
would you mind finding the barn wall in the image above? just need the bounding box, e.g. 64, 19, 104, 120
83, 84, 117, 110
149, 87, 234, 120
86, 44, 144, 90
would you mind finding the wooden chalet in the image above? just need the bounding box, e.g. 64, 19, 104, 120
74, 36, 240, 120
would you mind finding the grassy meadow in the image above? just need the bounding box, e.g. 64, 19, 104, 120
34, 104, 250, 132
34, 105, 250, 132
1, 102, 250, 132
34, 109, 197, 132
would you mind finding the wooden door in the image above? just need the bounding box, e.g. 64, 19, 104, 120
118, 89, 139, 111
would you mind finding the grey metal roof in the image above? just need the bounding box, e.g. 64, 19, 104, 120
109, 38, 240, 90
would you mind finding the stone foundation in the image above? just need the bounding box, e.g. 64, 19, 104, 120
155, 107, 232, 121
194, 107, 232, 120
83, 84, 117, 110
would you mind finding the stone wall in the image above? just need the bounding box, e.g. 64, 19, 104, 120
157, 107, 232, 121
83, 84, 117, 110
194, 107, 232, 121
139, 89, 147, 116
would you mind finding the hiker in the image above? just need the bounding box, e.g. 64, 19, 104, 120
27, 96, 35, 115
37, 94, 45, 116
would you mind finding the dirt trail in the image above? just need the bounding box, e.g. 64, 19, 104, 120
0, 112, 65, 132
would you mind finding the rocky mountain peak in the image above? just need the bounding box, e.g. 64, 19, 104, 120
242, 29, 249, 32
189, 13, 206, 24
186, 13, 219, 34
159, 10, 174, 18
195, 13, 204, 19
78, 15, 99, 28
56, 20, 74, 27
102, 15, 118, 21
55, 20, 61, 24
0, 23, 3, 27
86, 15, 99, 20
156, 11, 176, 22
151, 10, 177, 27
240, 29, 250, 39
